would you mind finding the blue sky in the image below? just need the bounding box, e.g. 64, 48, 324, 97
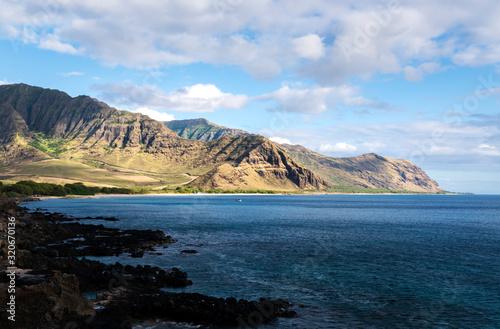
1, 0, 499, 193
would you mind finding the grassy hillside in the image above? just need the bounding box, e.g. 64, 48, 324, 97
0, 159, 193, 189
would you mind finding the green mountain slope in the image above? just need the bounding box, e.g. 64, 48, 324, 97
0, 84, 328, 191
165, 118, 251, 141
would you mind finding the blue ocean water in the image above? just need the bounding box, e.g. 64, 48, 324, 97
24, 195, 500, 328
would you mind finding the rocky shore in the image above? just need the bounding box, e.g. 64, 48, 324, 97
0, 197, 296, 328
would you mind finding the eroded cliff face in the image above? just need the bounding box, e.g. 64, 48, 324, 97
0, 83, 443, 192
243, 139, 329, 189
190, 138, 330, 190
280, 145, 443, 192
0, 84, 329, 191
0, 84, 178, 145
0, 102, 33, 144
0, 101, 47, 166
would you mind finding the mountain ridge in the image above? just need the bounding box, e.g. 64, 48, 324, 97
0, 84, 328, 191
280, 144, 442, 192
165, 118, 443, 193
165, 118, 251, 141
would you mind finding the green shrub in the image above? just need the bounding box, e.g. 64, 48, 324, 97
64, 183, 95, 195
10, 183, 33, 196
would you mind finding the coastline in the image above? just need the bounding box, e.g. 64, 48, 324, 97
33, 191, 461, 201
0, 197, 296, 328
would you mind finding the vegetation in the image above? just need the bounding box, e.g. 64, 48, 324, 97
0, 180, 447, 197
28, 132, 69, 157
0, 180, 134, 197
169, 186, 281, 194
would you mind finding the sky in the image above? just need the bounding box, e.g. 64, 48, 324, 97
1, 0, 499, 194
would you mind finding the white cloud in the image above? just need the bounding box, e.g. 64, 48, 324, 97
257, 85, 333, 114
403, 62, 442, 82
61, 71, 84, 77
269, 136, 292, 144
319, 142, 358, 153
0, 79, 12, 85
474, 143, 500, 156
424, 143, 500, 157
428, 145, 460, 155
130, 107, 175, 122
95, 82, 395, 115
3, 0, 500, 81
39, 35, 80, 55
268, 116, 500, 170
452, 44, 500, 67
256, 84, 394, 114
293, 34, 325, 60
364, 142, 385, 152
92, 83, 249, 113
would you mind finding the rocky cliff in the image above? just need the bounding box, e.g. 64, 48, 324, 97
190, 136, 329, 190
0, 84, 328, 191
280, 144, 443, 192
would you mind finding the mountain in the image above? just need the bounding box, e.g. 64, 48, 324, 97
0, 83, 443, 193
165, 118, 251, 141
164, 113, 442, 193
0, 84, 328, 191
280, 144, 442, 192
188, 136, 328, 190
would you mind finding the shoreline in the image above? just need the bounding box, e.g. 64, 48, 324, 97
0, 196, 296, 328
33, 191, 465, 201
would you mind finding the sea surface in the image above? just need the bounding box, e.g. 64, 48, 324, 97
24, 195, 500, 328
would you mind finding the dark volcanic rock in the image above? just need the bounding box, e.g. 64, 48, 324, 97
19, 255, 192, 292
181, 249, 199, 254
89, 289, 296, 328
18, 210, 176, 257
84, 216, 120, 221
0, 198, 295, 329
19, 271, 96, 328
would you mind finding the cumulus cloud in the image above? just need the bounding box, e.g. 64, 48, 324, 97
426, 144, 500, 157
293, 34, 325, 60
403, 62, 442, 82
265, 114, 500, 171
474, 143, 500, 156
130, 107, 175, 122
257, 85, 334, 114
39, 35, 80, 55
319, 142, 358, 153
92, 83, 249, 113
316, 119, 500, 169
269, 136, 292, 144
3, 0, 500, 82
256, 84, 395, 114
93, 82, 394, 115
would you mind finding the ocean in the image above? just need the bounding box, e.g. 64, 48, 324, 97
23, 194, 500, 328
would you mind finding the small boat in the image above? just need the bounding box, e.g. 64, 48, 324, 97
236, 198, 242, 202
